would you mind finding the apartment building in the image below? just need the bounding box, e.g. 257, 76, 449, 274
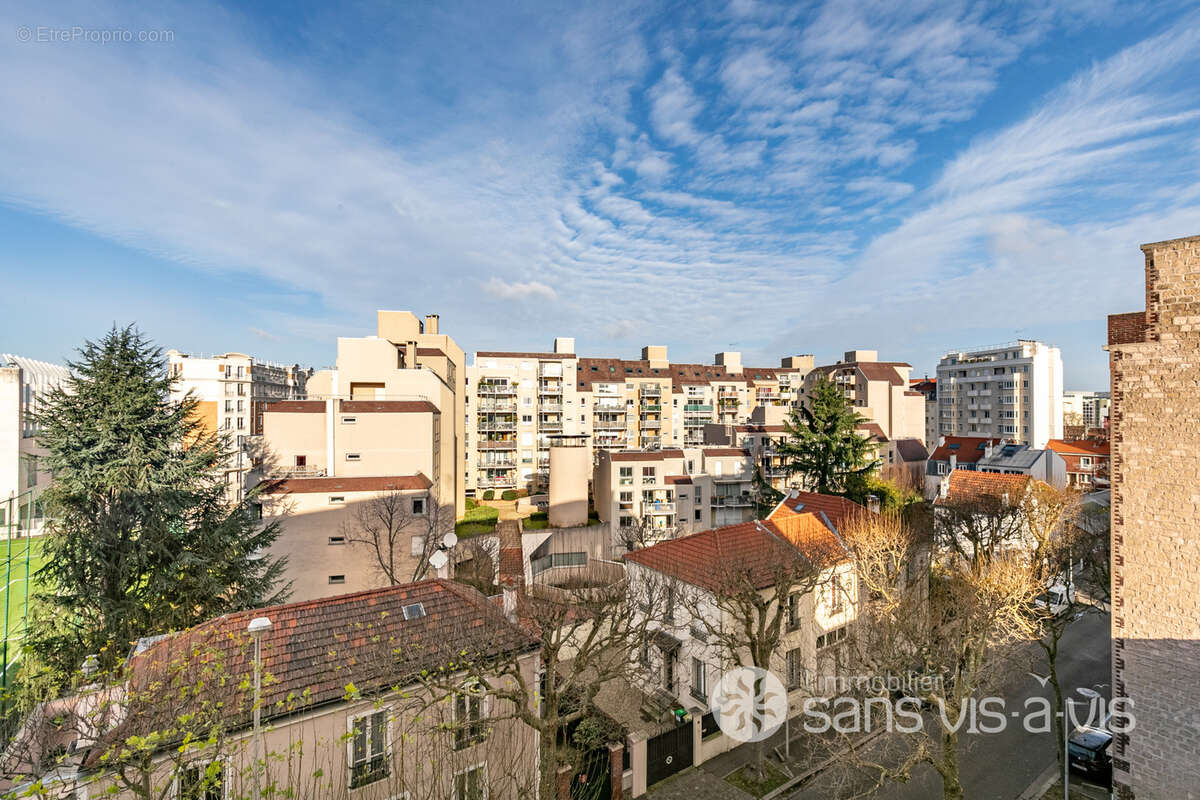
935, 340, 1063, 448
592, 446, 760, 554
804, 350, 927, 446
1106, 234, 1200, 799
465, 338, 579, 493
167, 350, 312, 501
1063, 390, 1110, 433
0, 354, 71, 536
923, 435, 1065, 498
909, 377, 938, 447
257, 311, 465, 601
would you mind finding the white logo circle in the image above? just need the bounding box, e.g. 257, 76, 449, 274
709, 666, 788, 742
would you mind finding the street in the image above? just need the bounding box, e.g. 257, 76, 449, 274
784, 609, 1112, 799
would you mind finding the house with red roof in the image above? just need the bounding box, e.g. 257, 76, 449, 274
1045, 438, 1110, 488
621, 495, 868, 761
2, 579, 543, 799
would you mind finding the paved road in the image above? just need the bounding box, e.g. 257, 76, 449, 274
785, 609, 1112, 799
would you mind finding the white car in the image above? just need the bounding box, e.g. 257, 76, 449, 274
1035, 582, 1076, 616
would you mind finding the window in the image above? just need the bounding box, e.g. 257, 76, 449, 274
619, 466, 634, 485
827, 575, 845, 615
785, 647, 805, 690
817, 625, 848, 649
787, 593, 801, 631
412, 497, 426, 515
328, 536, 345, 545
346, 453, 361, 461
402, 602, 426, 620
691, 658, 708, 701
26, 455, 37, 488
341, 416, 357, 424
694, 508, 702, 521
521, 414, 532, 423
177, 760, 223, 800
642, 466, 656, 482
348, 709, 390, 788
454, 687, 487, 749
329, 495, 345, 504
454, 764, 488, 800
329, 575, 346, 585
294, 455, 307, 467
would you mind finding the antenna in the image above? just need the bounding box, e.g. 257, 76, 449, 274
429, 550, 449, 570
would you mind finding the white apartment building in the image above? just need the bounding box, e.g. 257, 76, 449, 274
1, 354, 72, 536
167, 350, 312, 502
465, 338, 580, 493
935, 340, 1064, 448
1063, 390, 1110, 431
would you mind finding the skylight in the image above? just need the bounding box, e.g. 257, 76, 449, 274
402, 603, 426, 620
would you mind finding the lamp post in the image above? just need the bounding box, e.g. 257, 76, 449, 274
1064, 687, 1102, 800
248, 616, 273, 798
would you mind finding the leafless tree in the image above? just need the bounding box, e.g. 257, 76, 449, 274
616, 513, 685, 554
830, 510, 1044, 800
340, 488, 454, 584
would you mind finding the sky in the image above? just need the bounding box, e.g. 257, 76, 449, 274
2, 1, 1199, 389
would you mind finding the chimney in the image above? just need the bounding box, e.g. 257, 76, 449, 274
424, 314, 439, 335
984, 442, 994, 459
502, 584, 519, 623
404, 341, 417, 369
939, 476, 950, 499
937, 435, 946, 448
950, 454, 957, 471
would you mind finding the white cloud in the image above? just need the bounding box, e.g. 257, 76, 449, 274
482, 278, 558, 302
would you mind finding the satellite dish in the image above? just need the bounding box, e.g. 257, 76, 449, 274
429, 550, 449, 571
442, 531, 458, 549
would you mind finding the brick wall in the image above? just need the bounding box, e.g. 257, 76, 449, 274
1108, 234, 1200, 800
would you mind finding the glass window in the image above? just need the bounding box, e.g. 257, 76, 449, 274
348, 710, 389, 788
454, 765, 487, 800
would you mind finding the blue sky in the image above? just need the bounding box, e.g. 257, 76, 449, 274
2, 0, 1199, 388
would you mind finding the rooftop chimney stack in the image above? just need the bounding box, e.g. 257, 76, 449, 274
424, 314, 439, 335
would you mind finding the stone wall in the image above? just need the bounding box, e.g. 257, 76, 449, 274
1107, 234, 1200, 800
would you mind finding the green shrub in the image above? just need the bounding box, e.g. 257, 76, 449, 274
482, 490, 494, 500
501, 490, 517, 501
523, 511, 549, 530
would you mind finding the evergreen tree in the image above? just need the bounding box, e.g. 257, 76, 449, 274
777, 376, 878, 494
750, 464, 783, 519
29, 326, 289, 679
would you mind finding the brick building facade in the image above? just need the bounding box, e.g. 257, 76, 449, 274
1106, 234, 1200, 799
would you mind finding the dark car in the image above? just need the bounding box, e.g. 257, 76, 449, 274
1067, 725, 1113, 784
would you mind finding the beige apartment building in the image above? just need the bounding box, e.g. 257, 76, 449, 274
1106, 234, 1200, 798
804, 350, 927, 446
167, 350, 311, 502
257, 312, 465, 601
1, 354, 71, 536
936, 339, 1064, 448
593, 447, 758, 555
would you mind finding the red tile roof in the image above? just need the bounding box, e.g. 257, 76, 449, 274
857, 423, 888, 442
623, 518, 844, 593
86, 579, 538, 767
262, 474, 431, 494
576, 357, 747, 391
476, 351, 576, 360
734, 424, 788, 433
665, 475, 693, 485
935, 470, 1032, 505
340, 400, 438, 414
928, 436, 1003, 464
607, 449, 685, 462
1045, 439, 1110, 457
702, 447, 752, 457
810, 361, 910, 387
771, 491, 866, 533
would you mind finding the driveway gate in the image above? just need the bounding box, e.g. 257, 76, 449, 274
645, 723, 693, 787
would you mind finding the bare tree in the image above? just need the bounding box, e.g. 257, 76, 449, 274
833, 510, 1044, 800
616, 513, 685, 554
341, 488, 453, 584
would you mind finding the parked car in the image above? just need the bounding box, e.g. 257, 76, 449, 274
1067, 725, 1113, 784
1035, 581, 1076, 616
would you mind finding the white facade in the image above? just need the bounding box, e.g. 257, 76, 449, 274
1, 354, 72, 535
935, 340, 1064, 448
1063, 390, 1110, 431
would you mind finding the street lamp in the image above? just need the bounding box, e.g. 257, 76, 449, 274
1064, 686, 1103, 800
248, 616, 273, 798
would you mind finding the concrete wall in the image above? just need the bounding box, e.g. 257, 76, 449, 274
1108, 235, 1200, 799
548, 444, 589, 527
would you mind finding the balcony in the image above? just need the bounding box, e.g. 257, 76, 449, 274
718, 396, 739, 406
476, 476, 517, 489
479, 456, 515, 468
712, 495, 753, 507
538, 363, 563, 378
595, 399, 625, 411
594, 419, 627, 431
684, 404, 713, 413
539, 420, 564, 433
641, 436, 662, 447
540, 402, 563, 413
477, 418, 516, 432
640, 403, 662, 411
477, 383, 516, 396
640, 385, 662, 398
640, 419, 662, 429
476, 400, 516, 413
643, 501, 675, 514
478, 439, 517, 450
538, 382, 563, 396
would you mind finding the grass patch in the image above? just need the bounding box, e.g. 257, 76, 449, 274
456, 501, 499, 538
523, 512, 549, 530
0, 537, 48, 658
725, 760, 790, 798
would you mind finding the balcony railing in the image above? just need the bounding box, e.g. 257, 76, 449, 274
477, 419, 517, 432
478, 440, 517, 450
640, 385, 662, 397
268, 465, 327, 478
644, 502, 675, 514
594, 419, 627, 431
539, 420, 564, 432
540, 402, 564, 413
479, 457, 515, 467
640, 403, 662, 411
640, 419, 661, 429
538, 381, 563, 395
684, 404, 713, 413
476, 400, 516, 413
538, 363, 563, 378
476, 384, 516, 396
712, 495, 753, 507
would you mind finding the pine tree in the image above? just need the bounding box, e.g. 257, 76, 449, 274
777, 376, 878, 494
29, 326, 289, 679
750, 464, 783, 519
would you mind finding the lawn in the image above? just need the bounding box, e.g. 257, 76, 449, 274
0, 536, 48, 665
725, 760, 791, 798
521, 511, 603, 530
455, 499, 499, 538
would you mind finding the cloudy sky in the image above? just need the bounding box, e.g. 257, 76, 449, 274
2, 0, 1199, 387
